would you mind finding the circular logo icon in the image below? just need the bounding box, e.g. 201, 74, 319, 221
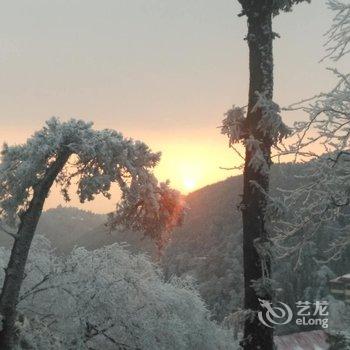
258, 299, 293, 328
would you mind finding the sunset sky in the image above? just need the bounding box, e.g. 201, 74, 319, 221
0, 0, 347, 213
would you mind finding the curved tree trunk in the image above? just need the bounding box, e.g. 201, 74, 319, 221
241, 2, 274, 349
0, 149, 71, 349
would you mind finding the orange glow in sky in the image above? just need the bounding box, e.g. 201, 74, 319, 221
0, 127, 242, 213
32, 131, 241, 213
0, 1, 337, 213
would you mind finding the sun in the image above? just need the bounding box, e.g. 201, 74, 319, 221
183, 177, 196, 192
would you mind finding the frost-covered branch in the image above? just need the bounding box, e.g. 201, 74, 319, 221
323, 0, 350, 61
0, 118, 185, 247
254, 92, 291, 143
221, 94, 290, 175
268, 2, 350, 263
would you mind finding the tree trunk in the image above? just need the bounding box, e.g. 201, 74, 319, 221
241, 2, 274, 350
0, 149, 71, 349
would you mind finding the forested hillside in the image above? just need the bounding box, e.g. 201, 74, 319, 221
164, 164, 350, 334
0, 206, 104, 253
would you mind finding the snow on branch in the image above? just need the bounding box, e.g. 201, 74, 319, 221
271, 1, 350, 259
0, 117, 185, 246
244, 136, 269, 175
221, 106, 247, 146
107, 180, 185, 250
324, 0, 350, 61
253, 92, 292, 143
221, 95, 290, 175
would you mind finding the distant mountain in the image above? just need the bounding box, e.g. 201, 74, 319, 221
0, 206, 105, 253
38, 206, 155, 257
73, 224, 156, 257
36, 206, 106, 253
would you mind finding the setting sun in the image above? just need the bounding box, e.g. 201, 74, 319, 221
183, 177, 196, 192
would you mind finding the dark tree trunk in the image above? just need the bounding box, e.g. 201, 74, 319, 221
241, 2, 274, 349
0, 149, 71, 350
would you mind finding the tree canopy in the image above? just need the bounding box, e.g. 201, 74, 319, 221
0, 117, 184, 247
0, 236, 237, 350
271, 0, 350, 259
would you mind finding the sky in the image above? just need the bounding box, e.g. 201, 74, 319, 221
0, 0, 346, 213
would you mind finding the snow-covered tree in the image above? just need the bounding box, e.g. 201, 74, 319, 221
0, 235, 238, 350
0, 118, 184, 349
271, 0, 350, 262
221, 1, 309, 349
